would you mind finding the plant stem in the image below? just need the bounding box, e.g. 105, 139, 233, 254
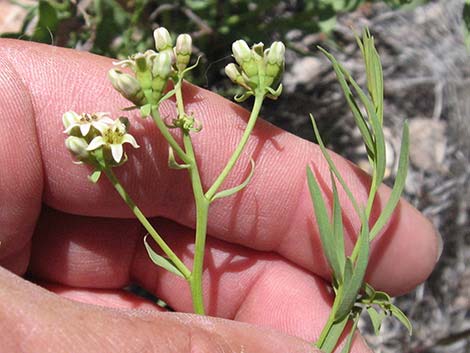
103, 167, 191, 279
150, 106, 192, 165
205, 92, 265, 200
174, 76, 208, 314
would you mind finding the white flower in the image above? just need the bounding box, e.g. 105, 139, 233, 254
63, 111, 114, 137
87, 118, 140, 163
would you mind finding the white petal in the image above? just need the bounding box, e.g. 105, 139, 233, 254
80, 123, 91, 136
93, 121, 111, 134
122, 134, 140, 148
110, 144, 124, 163
87, 136, 105, 151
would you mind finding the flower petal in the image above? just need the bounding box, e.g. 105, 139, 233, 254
122, 134, 140, 148
87, 136, 105, 151
80, 123, 91, 136
110, 144, 124, 163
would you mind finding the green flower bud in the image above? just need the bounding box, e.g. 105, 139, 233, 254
154, 27, 173, 52
225, 63, 250, 90
151, 52, 172, 102
65, 136, 90, 162
232, 40, 252, 65
266, 41, 285, 65
175, 33, 192, 71
108, 69, 147, 106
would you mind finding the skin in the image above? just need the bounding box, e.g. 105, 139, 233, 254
0, 39, 440, 353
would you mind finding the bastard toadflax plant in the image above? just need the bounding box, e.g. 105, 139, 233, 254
62, 26, 411, 353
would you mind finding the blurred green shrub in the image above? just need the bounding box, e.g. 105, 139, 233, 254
2, 0, 427, 86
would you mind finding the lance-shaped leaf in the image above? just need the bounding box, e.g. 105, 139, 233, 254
370, 122, 410, 240
144, 235, 185, 278
389, 303, 413, 335
307, 167, 343, 282
89, 169, 102, 183
210, 158, 255, 202
334, 213, 370, 322
168, 146, 191, 170
366, 306, 386, 336
318, 48, 374, 157
331, 172, 346, 284
310, 114, 361, 218
341, 66, 386, 188
317, 313, 350, 353
340, 313, 360, 353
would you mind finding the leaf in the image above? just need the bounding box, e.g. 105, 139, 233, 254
331, 172, 346, 283
340, 313, 360, 353
317, 313, 349, 353
210, 158, 255, 202
168, 146, 191, 170
389, 303, 413, 335
366, 306, 385, 335
140, 104, 152, 117
370, 122, 410, 240
334, 213, 370, 322
144, 235, 185, 278
309, 114, 361, 218
464, 0, 470, 50
340, 66, 386, 187
306, 167, 342, 281
32, 0, 59, 43
89, 169, 102, 183
317, 48, 374, 155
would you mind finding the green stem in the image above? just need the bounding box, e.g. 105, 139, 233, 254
150, 106, 192, 165
205, 92, 265, 200
175, 76, 208, 315
103, 167, 191, 279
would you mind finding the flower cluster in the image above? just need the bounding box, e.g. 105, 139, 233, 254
63, 111, 139, 171
225, 40, 285, 101
108, 27, 193, 111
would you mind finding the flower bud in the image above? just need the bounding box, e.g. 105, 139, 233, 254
152, 52, 172, 79
151, 52, 172, 102
108, 69, 147, 106
266, 41, 285, 65
175, 33, 192, 71
62, 111, 80, 131
65, 136, 90, 161
232, 40, 252, 65
154, 27, 173, 52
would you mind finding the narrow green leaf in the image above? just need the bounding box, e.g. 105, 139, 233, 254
317, 314, 349, 353
144, 235, 185, 278
309, 114, 361, 218
306, 167, 342, 280
331, 172, 346, 283
335, 215, 370, 321
366, 306, 385, 335
211, 158, 255, 201
168, 147, 191, 170
140, 104, 151, 117
389, 303, 413, 335
373, 290, 392, 304
318, 47, 374, 154
364, 282, 376, 299
89, 169, 102, 183
370, 122, 410, 240
340, 67, 386, 187
340, 313, 360, 353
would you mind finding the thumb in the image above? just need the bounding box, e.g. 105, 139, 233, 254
0, 267, 315, 353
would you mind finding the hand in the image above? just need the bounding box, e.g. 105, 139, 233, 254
0, 39, 440, 353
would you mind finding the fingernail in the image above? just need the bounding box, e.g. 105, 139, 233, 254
435, 228, 443, 263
